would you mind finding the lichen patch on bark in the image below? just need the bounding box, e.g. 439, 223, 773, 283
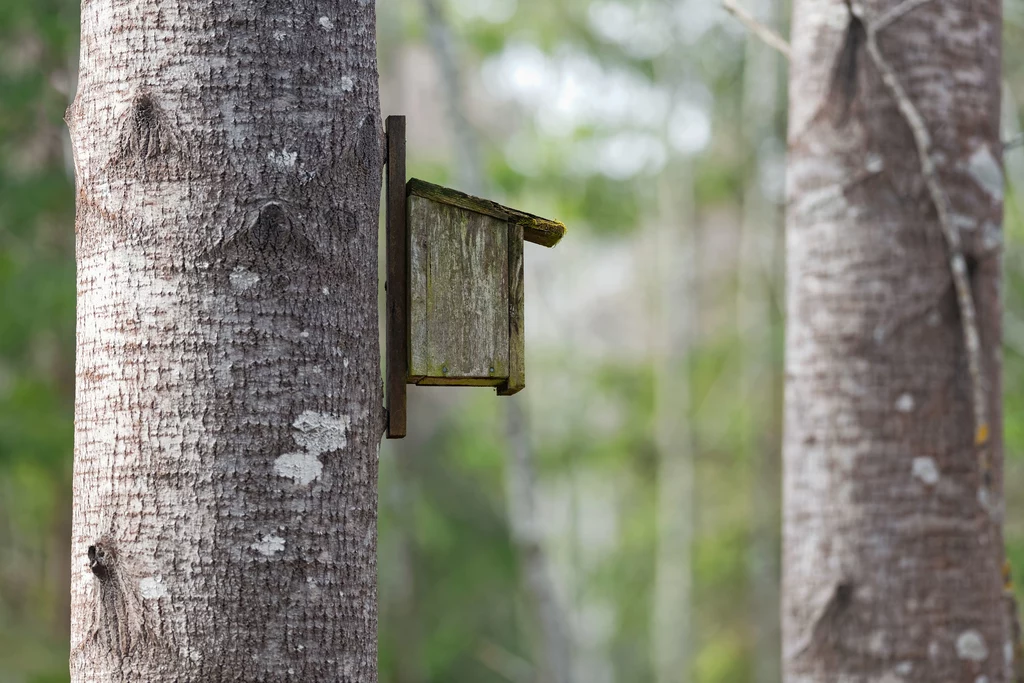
966, 145, 1004, 201
911, 457, 940, 486
229, 267, 260, 292
139, 576, 168, 600
274, 452, 324, 487
293, 411, 350, 454
957, 630, 989, 662
251, 535, 286, 557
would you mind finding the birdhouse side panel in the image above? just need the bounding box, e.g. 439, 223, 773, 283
408, 197, 510, 384
498, 221, 525, 396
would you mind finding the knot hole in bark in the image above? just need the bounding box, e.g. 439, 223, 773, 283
88, 542, 115, 582
794, 579, 856, 662
222, 200, 320, 268
966, 254, 980, 280
827, 11, 866, 127
76, 536, 164, 661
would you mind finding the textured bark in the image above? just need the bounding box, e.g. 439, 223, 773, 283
66, 2, 383, 681
783, 0, 1008, 681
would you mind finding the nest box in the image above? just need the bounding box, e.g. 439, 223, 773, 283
384, 116, 565, 438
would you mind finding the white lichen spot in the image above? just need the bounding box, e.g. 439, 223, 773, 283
952, 213, 977, 232
1006, 641, 1015, 666
273, 30, 286, 41
912, 457, 940, 486
982, 221, 1003, 252
293, 410, 350, 454
868, 630, 888, 655
974, 489, 991, 516
274, 451, 323, 486
956, 630, 989, 662
895, 662, 913, 675
319, 15, 334, 30
976, 676, 989, 683
343, 358, 350, 369
230, 267, 260, 292
927, 310, 942, 327
967, 145, 1004, 201
322, 286, 330, 295
340, 75, 355, 92
268, 149, 298, 169
865, 152, 884, 173
952, 255, 967, 276
139, 576, 168, 599
252, 534, 286, 556
895, 393, 915, 413
928, 641, 940, 659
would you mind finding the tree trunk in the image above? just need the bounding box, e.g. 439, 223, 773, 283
783, 0, 1009, 680
66, 3, 383, 681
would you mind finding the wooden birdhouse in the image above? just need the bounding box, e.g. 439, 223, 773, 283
384, 116, 565, 438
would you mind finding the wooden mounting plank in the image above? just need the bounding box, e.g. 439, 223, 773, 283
385, 115, 408, 439
407, 178, 566, 248
498, 220, 525, 396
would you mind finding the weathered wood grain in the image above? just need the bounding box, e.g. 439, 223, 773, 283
498, 221, 525, 396
408, 178, 566, 248
386, 115, 408, 439
408, 196, 509, 385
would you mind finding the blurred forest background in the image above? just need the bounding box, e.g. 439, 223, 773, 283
5, 0, 1024, 682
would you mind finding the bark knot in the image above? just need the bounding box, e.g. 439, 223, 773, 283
827, 9, 866, 127
116, 92, 180, 169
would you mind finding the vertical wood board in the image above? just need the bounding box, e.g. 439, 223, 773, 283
385, 115, 407, 439
408, 196, 509, 383
499, 221, 525, 395
408, 194, 429, 383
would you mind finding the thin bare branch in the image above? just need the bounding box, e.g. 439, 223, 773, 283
855, 2, 992, 496
722, 0, 792, 61
873, 0, 937, 31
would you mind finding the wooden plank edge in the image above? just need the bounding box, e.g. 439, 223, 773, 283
417, 377, 506, 387
498, 220, 525, 396
408, 177, 565, 248
385, 115, 408, 439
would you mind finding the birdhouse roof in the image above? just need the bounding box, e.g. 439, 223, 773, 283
407, 178, 566, 248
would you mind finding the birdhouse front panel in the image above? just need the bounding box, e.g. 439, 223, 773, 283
408, 195, 510, 386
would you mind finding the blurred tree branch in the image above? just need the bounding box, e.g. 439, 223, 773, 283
722, 0, 791, 61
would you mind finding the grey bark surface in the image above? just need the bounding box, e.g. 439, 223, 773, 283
67, 2, 383, 681
783, 0, 1008, 680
